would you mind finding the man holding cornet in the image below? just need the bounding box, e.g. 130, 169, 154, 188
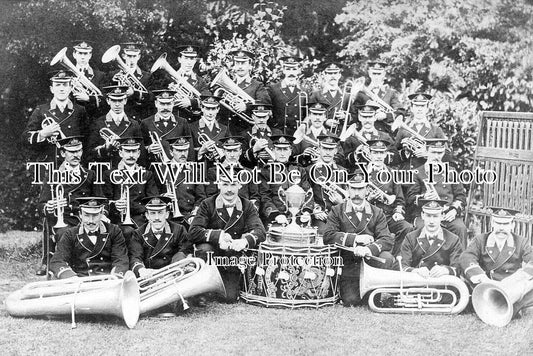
22, 70, 88, 166
50, 197, 129, 279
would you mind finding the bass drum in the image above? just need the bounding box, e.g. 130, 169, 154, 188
241, 242, 341, 308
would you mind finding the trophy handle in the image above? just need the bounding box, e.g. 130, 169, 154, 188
304, 188, 313, 208
278, 186, 288, 211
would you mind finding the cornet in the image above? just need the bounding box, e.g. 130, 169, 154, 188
198, 133, 224, 162
165, 180, 183, 219
247, 132, 275, 162
112, 184, 135, 226
50, 184, 68, 229
50, 47, 103, 102
367, 181, 396, 205
102, 45, 148, 95
391, 116, 426, 152
41, 117, 66, 148
210, 69, 255, 124
315, 176, 349, 200
148, 131, 171, 163
150, 53, 201, 103
99, 128, 121, 148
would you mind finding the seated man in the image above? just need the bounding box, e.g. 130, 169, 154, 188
128, 196, 189, 278
460, 207, 533, 286
50, 197, 129, 279
398, 199, 463, 278
188, 167, 266, 302
323, 171, 395, 306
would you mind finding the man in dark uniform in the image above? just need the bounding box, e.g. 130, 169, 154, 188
128, 195, 189, 277
399, 199, 463, 277
188, 169, 266, 302
259, 135, 313, 225
406, 138, 468, 247
86, 85, 143, 167
141, 89, 193, 164
36, 136, 103, 276
322, 171, 395, 306
189, 95, 230, 166
460, 207, 533, 286
159, 136, 206, 227
103, 136, 159, 243
266, 56, 308, 135
50, 197, 129, 279
365, 139, 413, 255
22, 70, 88, 166
353, 60, 402, 134
218, 50, 271, 134
206, 136, 259, 210
307, 134, 347, 235
70, 40, 106, 119
241, 103, 282, 168
108, 42, 153, 122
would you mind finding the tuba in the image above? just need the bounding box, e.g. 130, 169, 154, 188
138, 257, 226, 314
5, 272, 140, 329
359, 257, 469, 314
210, 69, 255, 124
51, 184, 68, 229
391, 116, 426, 152
150, 53, 201, 102
102, 45, 148, 95
41, 117, 66, 148
472, 268, 533, 327
50, 47, 103, 102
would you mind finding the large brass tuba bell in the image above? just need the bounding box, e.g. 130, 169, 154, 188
472, 268, 533, 327
138, 257, 226, 314
359, 259, 469, 314
210, 69, 255, 124
5, 272, 140, 328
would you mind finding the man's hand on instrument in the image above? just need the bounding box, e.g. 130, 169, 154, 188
275, 214, 288, 225
413, 266, 430, 278
232, 99, 247, 113
126, 87, 134, 97
413, 146, 427, 158
429, 265, 449, 278
325, 118, 338, 129
73, 91, 90, 102
471, 274, 491, 284
219, 233, 233, 250
328, 191, 344, 205
257, 151, 271, 161
353, 246, 372, 258
230, 238, 248, 252
303, 147, 317, 157
114, 199, 128, 213
199, 140, 216, 156
40, 121, 61, 139
375, 109, 387, 121
314, 209, 328, 221
252, 138, 269, 153
355, 234, 374, 245
175, 96, 192, 108
46, 198, 67, 214
423, 189, 440, 201
147, 142, 162, 155
300, 211, 311, 223
162, 191, 176, 201
442, 208, 457, 222
392, 212, 404, 222
355, 144, 370, 158
138, 267, 156, 278
105, 136, 118, 149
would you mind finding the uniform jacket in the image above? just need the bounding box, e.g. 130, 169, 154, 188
241, 126, 283, 168
366, 166, 406, 217
459, 232, 533, 282
189, 118, 230, 163
293, 127, 345, 167
399, 227, 463, 276
267, 81, 309, 134
50, 222, 129, 278
107, 68, 155, 122
188, 195, 266, 249
394, 120, 446, 170
323, 200, 394, 276
129, 221, 190, 276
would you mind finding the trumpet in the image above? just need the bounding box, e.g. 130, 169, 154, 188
102, 45, 148, 95
198, 133, 224, 162
367, 181, 396, 205
247, 132, 275, 162
149, 131, 171, 163
165, 179, 184, 219
150, 53, 201, 103
99, 128, 121, 148
50, 184, 68, 229
41, 117, 66, 148
50, 47, 103, 102
391, 116, 426, 152
210, 69, 255, 124
112, 184, 135, 226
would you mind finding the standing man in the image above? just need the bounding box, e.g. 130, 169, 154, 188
50, 197, 129, 279
22, 70, 88, 166
322, 171, 395, 306
188, 169, 266, 302
267, 56, 308, 135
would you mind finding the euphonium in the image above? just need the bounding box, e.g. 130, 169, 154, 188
359, 258, 469, 314
150, 53, 201, 101
149, 131, 171, 163
210, 69, 255, 124
99, 127, 121, 148
367, 181, 396, 205
5, 272, 140, 329
50, 47, 103, 100
198, 133, 224, 162
138, 257, 226, 314
41, 117, 66, 148
102, 45, 148, 95
472, 268, 533, 327
51, 184, 68, 229
391, 116, 426, 152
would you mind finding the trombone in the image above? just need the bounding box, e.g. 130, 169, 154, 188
102, 45, 148, 95
50, 47, 103, 103
50, 184, 68, 229
148, 131, 171, 163
41, 116, 66, 148
210, 69, 255, 124
331, 77, 365, 136
197, 133, 224, 162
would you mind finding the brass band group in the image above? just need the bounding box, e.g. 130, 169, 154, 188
7, 40, 533, 328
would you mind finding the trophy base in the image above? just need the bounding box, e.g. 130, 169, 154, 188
267, 225, 319, 246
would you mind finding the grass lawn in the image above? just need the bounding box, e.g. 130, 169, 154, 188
0, 231, 532, 355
